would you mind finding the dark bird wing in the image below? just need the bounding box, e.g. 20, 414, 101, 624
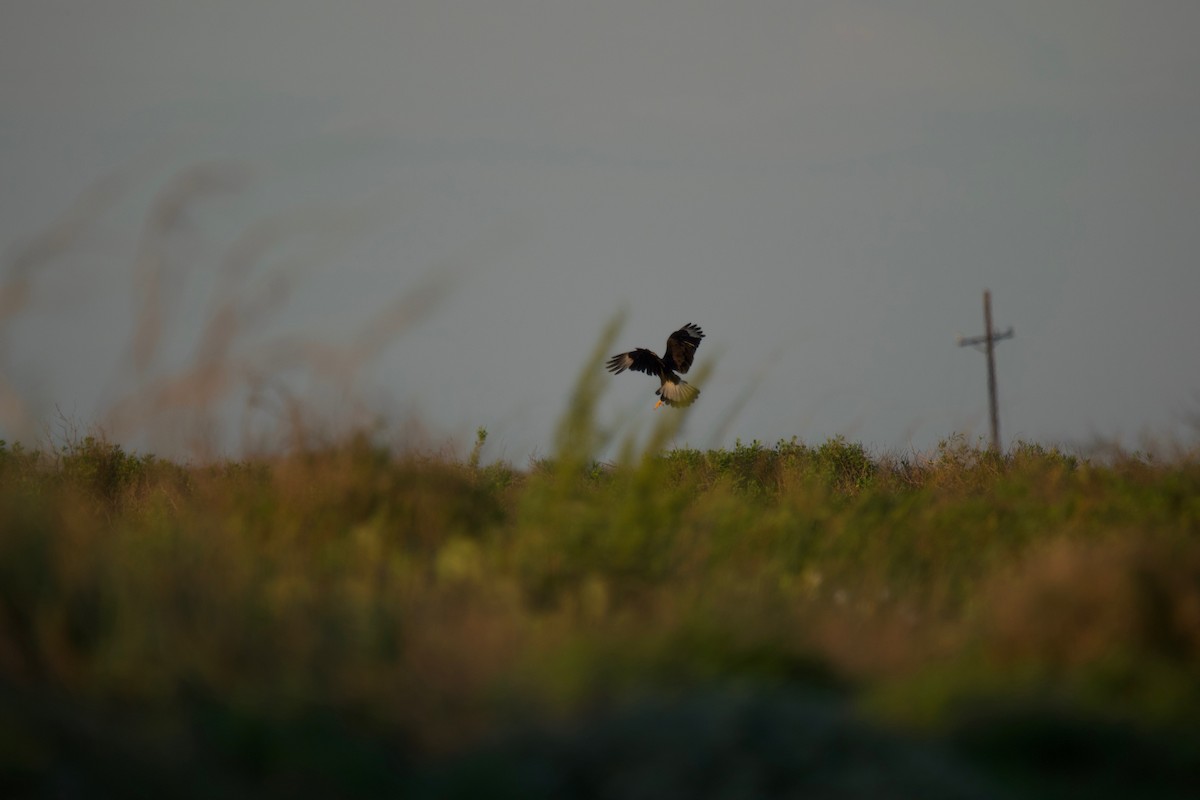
662, 323, 705, 374
606, 348, 665, 377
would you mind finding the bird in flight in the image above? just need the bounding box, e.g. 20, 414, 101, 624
606, 323, 705, 408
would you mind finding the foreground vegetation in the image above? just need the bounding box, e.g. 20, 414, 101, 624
6, 170, 1198, 796
2, 418, 1199, 798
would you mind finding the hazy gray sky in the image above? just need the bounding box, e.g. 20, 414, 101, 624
3, 1, 1199, 459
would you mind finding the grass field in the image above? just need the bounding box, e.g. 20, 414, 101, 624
3, 381, 1200, 797
4, 167, 1199, 797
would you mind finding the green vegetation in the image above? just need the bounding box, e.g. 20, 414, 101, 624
10, 170, 1196, 796
3, 393, 1200, 797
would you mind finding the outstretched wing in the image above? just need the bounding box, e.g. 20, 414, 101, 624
606, 348, 665, 377
662, 323, 705, 374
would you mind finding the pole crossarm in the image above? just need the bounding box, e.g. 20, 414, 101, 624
957, 327, 1014, 351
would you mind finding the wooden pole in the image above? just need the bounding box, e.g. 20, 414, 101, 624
983, 290, 1000, 452
957, 290, 1013, 453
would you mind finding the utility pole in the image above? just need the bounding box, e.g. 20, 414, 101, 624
957, 290, 1013, 452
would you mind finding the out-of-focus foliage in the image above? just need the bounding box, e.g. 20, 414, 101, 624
2, 417, 1199, 796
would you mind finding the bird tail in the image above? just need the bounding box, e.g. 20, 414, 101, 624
657, 378, 700, 408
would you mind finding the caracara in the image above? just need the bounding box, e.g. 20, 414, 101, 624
605, 323, 705, 408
